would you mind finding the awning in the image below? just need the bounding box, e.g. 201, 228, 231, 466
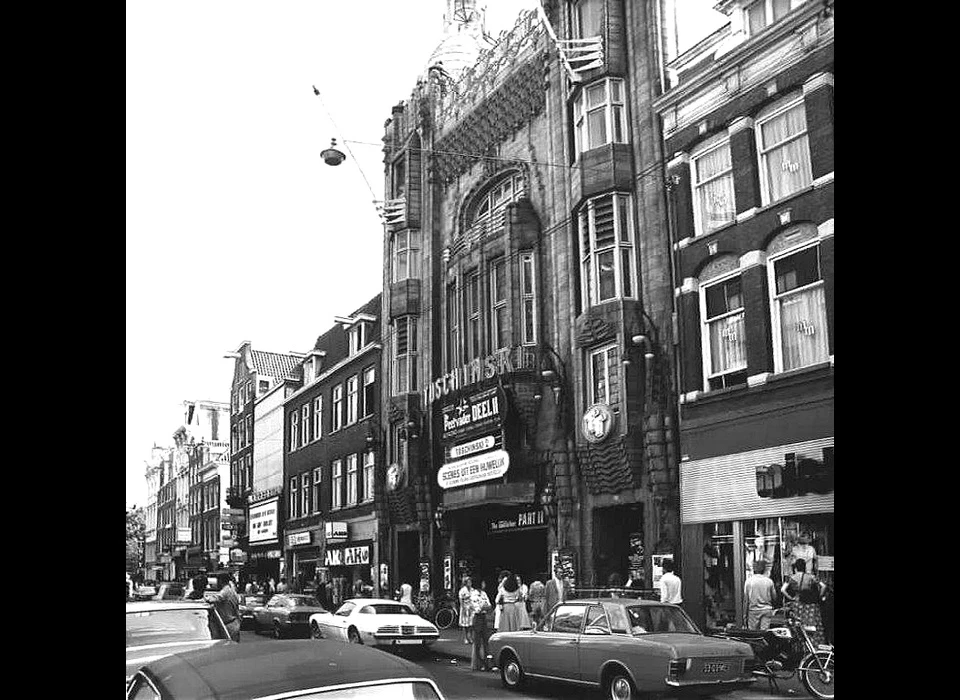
443, 481, 536, 511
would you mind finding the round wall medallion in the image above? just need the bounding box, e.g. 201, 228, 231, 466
581, 403, 616, 443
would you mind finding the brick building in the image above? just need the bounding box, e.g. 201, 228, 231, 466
654, 0, 834, 631
378, 0, 680, 596
282, 295, 382, 604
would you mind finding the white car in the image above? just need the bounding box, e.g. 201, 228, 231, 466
309, 598, 439, 650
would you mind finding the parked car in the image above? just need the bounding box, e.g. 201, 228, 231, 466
152, 581, 186, 601
254, 594, 328, 638
125, 639, 445, 699
132, 584, 157, 601
125, 601, 233, 685
488, 598, 757, 699
238, 594, 266, 630
309, 598, 439, 650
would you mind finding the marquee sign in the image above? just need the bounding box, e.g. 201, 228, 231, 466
423, 345, 541, 407
324, 545, 370, 567
488, 508, 545, 533
248, 498, 279, 543
441, 386, 503, 442
438, 449, 510, 489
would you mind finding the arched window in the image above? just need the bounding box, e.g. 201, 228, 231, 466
464, 171, 526, 237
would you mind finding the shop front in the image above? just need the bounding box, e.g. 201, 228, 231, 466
285, 525, 322, 593
323, 539, 374, 608
245, 496, 282, 587
679, 437, 834, 637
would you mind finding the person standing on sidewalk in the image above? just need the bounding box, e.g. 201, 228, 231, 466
458, 576, 475, 644
743, 560, 777, 630
470, 580, 493, 672
659, 559, 683, 607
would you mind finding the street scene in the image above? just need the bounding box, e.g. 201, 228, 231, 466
127, 1, 834, 699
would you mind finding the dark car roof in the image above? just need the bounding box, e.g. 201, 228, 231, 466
143, 640, 432, 699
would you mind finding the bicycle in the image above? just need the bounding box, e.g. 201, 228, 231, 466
433, 592, 459, 630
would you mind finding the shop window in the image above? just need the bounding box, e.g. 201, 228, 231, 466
743, 515, 834, 588
702, 522, 736, 630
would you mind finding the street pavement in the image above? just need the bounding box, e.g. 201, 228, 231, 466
238, 626, 809, 699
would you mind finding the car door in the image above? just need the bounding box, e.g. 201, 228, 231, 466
325, 601, 356, 641
259, 595, 282, 627
526, 603, 586, 681
576, 604, 618, 685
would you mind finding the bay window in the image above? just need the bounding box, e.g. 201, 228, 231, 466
700, 274, 748, 390
589, 344, 621, 408
346, 454, 358, 506
768, 243, 829, 372
573, 78, 626, 154
757, 96, 812, 204
520, 252, 537, 345
392, 230, 420, 282
393, 316, 418, 394
579, 192, 637, 307
332, 459, 342, 510
490, 257, 508, 350
692, 138, 735, 235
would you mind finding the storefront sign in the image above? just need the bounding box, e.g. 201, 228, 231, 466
449, 435, 496, 460
423, 345, 541, 407
324, 521, 348, 541
438, 449, 510, 489
324, 545, 369, 567
248, 498, 279, 543
287, 531, 312, 547
581, 403, 616, 443
488, 508, 545, 533
441, 386, 503, 441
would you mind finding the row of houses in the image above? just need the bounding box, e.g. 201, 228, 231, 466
143, 0, 834, 631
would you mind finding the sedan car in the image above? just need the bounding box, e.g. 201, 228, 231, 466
489, 599, 757, 699
125, 601, 233, 685
309, 598, 439, 649
254, 594, 328, 638
126, 640, 445, 700
238, 594, 266, 630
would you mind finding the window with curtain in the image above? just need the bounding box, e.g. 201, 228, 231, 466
346, 375, 359, 425
573, 78, 626, 154
579, 192, 636, 307
701, 274, 748, 390
392, 230, 420, 282
363, 450, 375, 503
769, 244, 829, 371
692, 139, 735, 234
346, 454, 358, 506
393, 316, 418, 394
313, 396, 323, 441
332, 385, 344, 431
589, 344, 621, 408
490, 257, 508, 350
332, 460, 342, 510
520, 252, 537, 345
757, 97, 812, 203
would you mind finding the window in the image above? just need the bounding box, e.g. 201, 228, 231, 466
392, 423, 408, 469
520, 252, 537, 345
572, 0, 603, 38
332, 385, 344, 431
347, 454, 358, 506
289, 411, 299, 452
584, 605, 610, 634
757, 96, 812, 204
446, 283, 459, 371
393, 230, 420, 282
301, 404, 310, 447
768, 243, 829, 371
231, 425, 238, 453
258, 379, 270, 395
579, 193, 636, 306
745, 0, 793, 35
301, 472, 311, 517
466, 271, 482, 359
313, 396, 323, 441
348, 323, 367, 356
393, 158, 406, 198
552, 605, 586, 634
245, 380, 253, 404
692, 139, 735, 235
346, 375, 359, 425
245, 416, 252, 446
363, 450, 375, 503
701, 274, 748, 390
573, 78, 626, 154
332, 460, 342, 510
490, 257, 508, 350
245, 455, 252, 493
589, 344, 621, 408
467, 173, 525, 230
289, 477, 299, 519
362, 367, 376, 418
312, 467, 322, 513
393, 316, 418, 394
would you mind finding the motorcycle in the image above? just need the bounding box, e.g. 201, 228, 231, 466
713, 606, 834, 699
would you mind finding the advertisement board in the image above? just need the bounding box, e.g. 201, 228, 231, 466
488, 507, 545, 534
248, 498, 279, 544
287, 531, 312, 547
324, 544, 370, 567
440, 386, 504, 442
437, 449, 509, 489
324, 521, 348, 541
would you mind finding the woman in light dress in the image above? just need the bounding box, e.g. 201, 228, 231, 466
495, 573, 524, 632
516, 575, 533, 629
493, 571, 509, 631
458, 576, 474, 644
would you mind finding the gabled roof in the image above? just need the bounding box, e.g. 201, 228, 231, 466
250, 350, 302, 380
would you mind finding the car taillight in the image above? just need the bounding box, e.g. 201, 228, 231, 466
668, 658, 688, 679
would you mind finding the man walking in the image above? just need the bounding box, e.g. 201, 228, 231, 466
543, 566, 566, 617
206, 574, 242, 642
743, 560, 777, 630
659, 559, 683, 607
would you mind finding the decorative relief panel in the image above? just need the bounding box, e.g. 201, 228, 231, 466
576, 436, 643, 494
576, 315, 617, 347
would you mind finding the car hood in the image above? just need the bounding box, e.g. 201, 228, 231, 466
126, 640, 231, 680
632, 634, 754, 657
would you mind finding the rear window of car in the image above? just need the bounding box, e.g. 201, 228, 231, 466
624, 605, 699, 635
282, 680, 441, 699
360, 604, 413, 615
126, 609, 228, 647
287, 595, 321, 607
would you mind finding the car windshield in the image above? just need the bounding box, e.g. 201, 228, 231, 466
623, 605, 699, 635
126, 608, 228, 647
243, 596, 265, 606
361, 604, 414, 615
282, 681, 441, 700
287, 595, 321, 607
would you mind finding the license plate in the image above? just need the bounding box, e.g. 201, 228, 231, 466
702, 662, 729, 674
396, 639, 423, 645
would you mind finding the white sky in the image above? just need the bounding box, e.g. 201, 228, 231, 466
125, 0, 726, 509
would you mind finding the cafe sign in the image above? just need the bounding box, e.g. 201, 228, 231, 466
324, 545, 370, 567
438, 449, 510, 489
488, 508, 545, 533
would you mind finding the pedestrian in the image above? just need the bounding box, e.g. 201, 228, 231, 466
277, 577, 288, 593
543, 565, 566, 618
781, 558, 826, 646
206, 574, 241, 642
516, 575, 533, 630
527, 577, 545, 625
789, 532, 817, 574
495, 573, 524, 632
399, 581, 413, 607
743, 560, 777, 630
493, 571, 509, 631
268, 577, 277, 596
244, 579, 253, 595
470, 580, 493, 672
186, 574, 207, 600
458, 576, 475, 644
659, 559, 683, 607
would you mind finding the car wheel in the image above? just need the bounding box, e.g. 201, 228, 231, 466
310, 622, 323, 639
273, 621, 284, 640
606, 671, 637, 700
348, 627, 362, 644
500, 653, 525, 690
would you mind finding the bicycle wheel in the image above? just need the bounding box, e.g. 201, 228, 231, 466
435, 606, 456, 630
